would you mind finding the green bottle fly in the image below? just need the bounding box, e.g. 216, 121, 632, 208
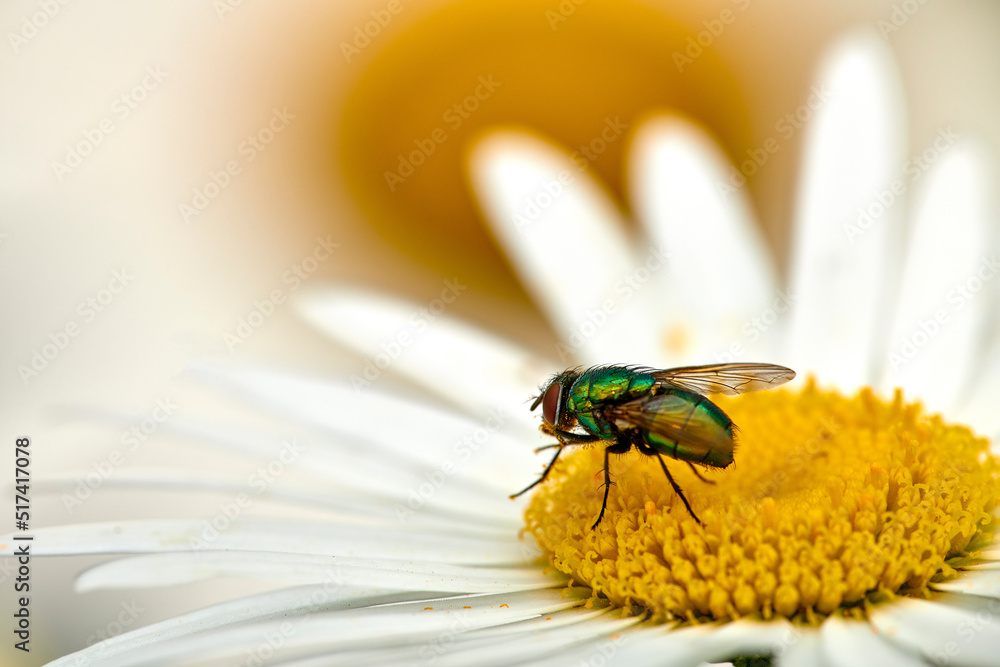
512, 363, 795, 528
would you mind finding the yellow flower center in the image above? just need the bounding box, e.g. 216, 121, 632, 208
524, 383, 1000, 623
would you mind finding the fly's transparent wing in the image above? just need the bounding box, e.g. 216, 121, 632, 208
651, 363, 795, 396
605, 393, 734, 466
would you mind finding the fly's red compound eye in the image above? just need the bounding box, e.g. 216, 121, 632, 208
541, 382, 561, 426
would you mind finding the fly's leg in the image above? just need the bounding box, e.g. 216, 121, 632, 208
593, 447, 614, 530
511, 429, 601, 499
656, 454, 702, 525
685, 462, 715, 485
634, 439, 706, 522
509, 447, 565, 499
543, 424, 600, 444
534, 428, 596, 453
592, 437, 632, 530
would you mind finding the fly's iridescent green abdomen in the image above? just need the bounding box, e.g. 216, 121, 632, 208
515, 362, 796, 529
639, 387, 735, 468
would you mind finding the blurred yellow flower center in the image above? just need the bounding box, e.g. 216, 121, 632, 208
339, 0, 752, 300
524, 383, 1000, 623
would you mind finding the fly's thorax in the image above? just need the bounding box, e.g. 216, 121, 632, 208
567, 366, 656, 413
564, 367, 657, 439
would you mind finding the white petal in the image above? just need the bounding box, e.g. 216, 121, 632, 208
53, 588, 586, 667
879, 141, 993, 413
458, 604, 624, 639
869, 594, 1000, 667
959, 343, 1000, 439
35, 467, 427, 526
786, 30, 906, 390
931, 568, 1000, 599
969, 539, 1000, 563
46, 404, 529, 525
295, 286, 553, 430
184, 360, 543, 491
76, 551, 559, 592
43, 584, 422, 667
945, 144, 1000, 432
611, 619, 798, 665
35, 466, 520, 535
339, 608, 639, 667
629, 114, 780, 363
819, 616, 925, 667
468, 129, 663, 365
170, 411, 532, 505
535, 622, 705, 667
442, 620, 641, 667
774, 629, 826, 667
965, 560, 1000, 570
4, 518, 534, 565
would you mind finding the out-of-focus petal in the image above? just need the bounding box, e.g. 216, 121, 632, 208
611, 619, 798, 664
628, 114, 779, 363
49, 589, 587, 667
774, 628, 826, 667
296, 286, 553, 432
879, 142, 992, 413
959, 343, 1000, 441
819, 616, 925, 667
468, 128, 663, 365
358, 608, 639, 667
75, 551, 557, 592
930, 568, 1000, 599
869, 595, 1000, 667
183, 360, 542, 485
5, 518, 530, 564
786, 30, 906, 390
41, 585, 434, 667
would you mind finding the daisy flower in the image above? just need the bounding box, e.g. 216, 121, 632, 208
6, 28, 1000, 667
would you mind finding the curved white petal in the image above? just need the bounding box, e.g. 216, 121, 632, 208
629, 114, 780, 363
52, 588, 587, 667
468, 128, 663, 365
869, 595, 1000, 667
611, 618, 798, 665
34, 467, 521, 535
820, 616, 925, 667
774, 629, 825, 667
931, 568, 1000, 599
44, 586, 428, 666
541, 622, 708, 667
4, 518, 533, 565
959, 343, 1000, 440
970, 538, 1000, 563
965, 561, 1000, 570
76, 551, 559, 593
295, 286, 553, 431
786, 29, 907, 389
166, 410, 534, 503
879, 142, 993, 413
50, 397, 534, 526
945, 143, 1000, 434
183, 360, 542, 490
332, 608, 638, 667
